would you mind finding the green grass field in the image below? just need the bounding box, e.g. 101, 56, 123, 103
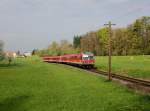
0, 57, 150, 111
95, 56, 150, 80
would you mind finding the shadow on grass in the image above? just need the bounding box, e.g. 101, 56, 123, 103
0, 63, 23, 68
137, 95, 150, 111
104, 79, 113, 82
0, 95, 30, 111
139, 95, 150, 101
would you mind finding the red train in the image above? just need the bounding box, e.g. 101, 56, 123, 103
42, 52, 95, 68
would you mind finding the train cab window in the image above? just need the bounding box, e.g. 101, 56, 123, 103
83, 56, 94, 60
83, 57, 88, 60
89, 56, 94, 60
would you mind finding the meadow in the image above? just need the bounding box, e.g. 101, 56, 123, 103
95, 55, 150, 80
0, 57, 150, 111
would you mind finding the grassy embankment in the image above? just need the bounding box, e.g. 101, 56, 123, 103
0, 57, 150, 111
95, 55, 150, 80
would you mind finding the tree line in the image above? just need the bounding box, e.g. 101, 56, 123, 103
1, 16, 148, 57
35, 40, 80, 56
0, 16, 150, 59
1, 16, 149, 59
73, 16, 150, 56
35, 16, 150, 56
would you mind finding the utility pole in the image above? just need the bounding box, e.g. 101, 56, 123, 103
104, 21, 116, 81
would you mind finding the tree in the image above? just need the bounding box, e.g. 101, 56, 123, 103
16, 50, 21, 56
32, 49, 39, 55
73, 35, 81, 48
129, 16, 150, 54
97, 28, 108, 55
48, 41, 60, 55
0, 40, 4, 61
80, 31, 101, 55
60, 40, 76, 55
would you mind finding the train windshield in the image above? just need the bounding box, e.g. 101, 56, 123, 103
89, 56, 94, 60
83, 56, 94, 60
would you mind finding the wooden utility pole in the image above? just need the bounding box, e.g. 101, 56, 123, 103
104, 21, 116, 81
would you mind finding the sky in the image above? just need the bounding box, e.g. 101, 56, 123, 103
0, 0, 150, 52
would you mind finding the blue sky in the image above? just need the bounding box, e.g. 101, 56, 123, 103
0, 0, 150, 52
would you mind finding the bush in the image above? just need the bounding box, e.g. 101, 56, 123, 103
0, 52, 5, 60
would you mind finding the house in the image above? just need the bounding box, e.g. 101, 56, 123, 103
5, 51, 17, 58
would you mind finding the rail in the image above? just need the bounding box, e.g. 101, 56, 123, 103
88, 69, 150, 87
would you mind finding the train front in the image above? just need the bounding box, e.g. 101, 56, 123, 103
81, 52, 95, 68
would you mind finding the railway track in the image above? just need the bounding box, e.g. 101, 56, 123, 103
87, 68, 150, 87
50, 62, 150, 89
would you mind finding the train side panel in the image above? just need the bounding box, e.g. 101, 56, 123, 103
60, 54, 82, 64
43, 56, 60, 62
